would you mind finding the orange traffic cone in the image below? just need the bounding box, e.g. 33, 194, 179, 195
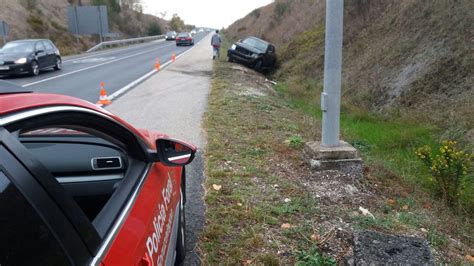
154, 59, 161, 70
96, 82, 112, 106
171, 52, 176, 62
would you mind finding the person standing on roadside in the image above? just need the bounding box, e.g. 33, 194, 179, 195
211, 30, 222, 60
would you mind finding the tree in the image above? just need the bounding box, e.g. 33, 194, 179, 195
169, 14, 185, 32
148, 22, 162, 36
120, 0, 143, 11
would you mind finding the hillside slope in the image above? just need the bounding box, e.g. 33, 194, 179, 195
227, 0, 473, 144
0, 0, 169, 54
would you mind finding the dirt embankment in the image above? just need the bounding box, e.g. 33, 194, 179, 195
226, 0, 473, 144
0, 0, 169, 55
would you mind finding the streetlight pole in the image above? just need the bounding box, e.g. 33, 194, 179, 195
321, 0, 344, 147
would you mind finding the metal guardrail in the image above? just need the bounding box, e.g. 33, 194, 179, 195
86, 34, 165, 53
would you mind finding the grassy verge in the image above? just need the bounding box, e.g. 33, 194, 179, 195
275, 81, 473, 214
274, 81, 473, 262
200, 38, 334, 265
199, 36, 473, 264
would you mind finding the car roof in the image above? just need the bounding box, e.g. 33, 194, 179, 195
0, 80, 32, 95
8, 39, 49, 43
0, 92, 103, 115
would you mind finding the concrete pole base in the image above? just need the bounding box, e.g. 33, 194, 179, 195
302, 140, 363, 179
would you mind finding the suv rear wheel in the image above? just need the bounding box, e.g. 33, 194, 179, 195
254, 60, 263, 72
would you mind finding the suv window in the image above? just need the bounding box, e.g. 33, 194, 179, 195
42, 41, 54, 50
0, 170, 70, 265
242, 37, 268, 52
268, 45, 275, 53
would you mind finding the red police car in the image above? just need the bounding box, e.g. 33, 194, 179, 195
0, 81, 195, 265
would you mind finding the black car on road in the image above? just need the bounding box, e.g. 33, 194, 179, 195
227, 36, 276, 73
165, 31, 177, 41
0, 39, 62, 77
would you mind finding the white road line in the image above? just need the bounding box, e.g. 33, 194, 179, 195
22, 44, 175, 88
104, 40, 201, 104
62, 39, 166, 63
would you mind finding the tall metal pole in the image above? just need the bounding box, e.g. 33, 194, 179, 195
1, 22, 7, 45
98, 5, 104, 43
73, 5, 80, 43
321, 0, 344, 147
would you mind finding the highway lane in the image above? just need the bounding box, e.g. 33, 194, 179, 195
1, 32, 209, 103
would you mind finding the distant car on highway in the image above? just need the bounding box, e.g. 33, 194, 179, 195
0, 81, 196, 265
176, 32, 194, 46
190, 29, 197, 36
0, 39, 62, 77
165, 31, 177, 41
227, 36, 276, 73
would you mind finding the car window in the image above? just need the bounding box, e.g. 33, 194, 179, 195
35, 41, 46, 51
18, 126, 128, 221
42, 41, 54, 50
242, 37, 268, 52
0, 42, 35, 53
178, 33, 189, 38
0, 170, 70, 265
268, 45, 275, 53
4, 110, 149, 240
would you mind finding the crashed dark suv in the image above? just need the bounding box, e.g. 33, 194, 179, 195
227, 36, 276, 72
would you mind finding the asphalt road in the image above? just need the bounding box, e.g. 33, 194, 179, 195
106, 33, 213, 264
1, 32, 208, 103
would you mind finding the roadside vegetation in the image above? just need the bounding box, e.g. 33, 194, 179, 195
200, 30, 473, 263
2, 0, 170, 55
200, 38, 329, 264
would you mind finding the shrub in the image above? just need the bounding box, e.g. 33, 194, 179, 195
274, 1, 291, 21
27, 15, 45, 34
147, 22, 162, 36
416, 140, 472, 208
251, 9, 261, 18
296, 247, 336, 266
287, 135, 304, 149
21, 0, 37, 9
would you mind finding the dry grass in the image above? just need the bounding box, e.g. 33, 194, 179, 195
199, 36, 473, 264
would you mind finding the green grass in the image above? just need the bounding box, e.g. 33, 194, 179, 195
274, 81, 474, 211
296, 247, 336, 266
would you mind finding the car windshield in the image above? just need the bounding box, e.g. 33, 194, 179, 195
0, 42, 35, 53
242, 37, 268, 52
166, 31, 175, 35
178, 33, 189, 38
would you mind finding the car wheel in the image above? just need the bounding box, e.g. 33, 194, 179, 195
228, 56, 234, 63
30, 61, 40, 76
175, 189, 186, 265
54, 57, 62, 71
254, 60, 263, 72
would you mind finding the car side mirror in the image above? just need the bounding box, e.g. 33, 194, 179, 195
156, 138, 196, 166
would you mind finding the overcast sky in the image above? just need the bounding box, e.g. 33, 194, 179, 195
142, 0, 273, 29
